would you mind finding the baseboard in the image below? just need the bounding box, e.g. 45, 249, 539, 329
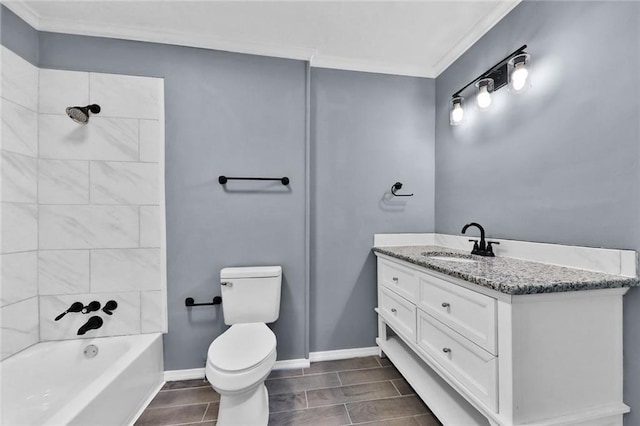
309, 346, 379, 362
273, 358, 310, 370
164, 347, 379, 381
164, 367, 205, 381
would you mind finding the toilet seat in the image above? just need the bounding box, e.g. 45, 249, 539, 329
205, 323, 277, 394
208, 323, 276, 372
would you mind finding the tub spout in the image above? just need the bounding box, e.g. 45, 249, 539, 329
77, 316, 103, 335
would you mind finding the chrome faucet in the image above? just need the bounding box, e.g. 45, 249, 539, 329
461, 222, 499, 257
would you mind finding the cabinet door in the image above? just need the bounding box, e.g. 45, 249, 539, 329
418, 273, 497, 354
380, 287, 417, 342
417, 310, 498, 412
379, 258, 419, 303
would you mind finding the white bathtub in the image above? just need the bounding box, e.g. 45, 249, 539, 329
0, 333, 163, 426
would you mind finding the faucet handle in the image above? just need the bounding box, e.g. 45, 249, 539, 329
487, 241, 500, 255
468, 239, 479, 254
82, 301, 101, 314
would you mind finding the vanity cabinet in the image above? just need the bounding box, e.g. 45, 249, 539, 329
375, 254, 629, 426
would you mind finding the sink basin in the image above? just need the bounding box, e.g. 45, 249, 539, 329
420, 252, 478, 264
427, 256, 478, 264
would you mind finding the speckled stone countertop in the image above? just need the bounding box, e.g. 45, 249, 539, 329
373, 245, 638, 295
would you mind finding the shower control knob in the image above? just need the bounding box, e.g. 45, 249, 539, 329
102, 300, 118, 315
390, 308, 397, 313
442, 348, 451, 353
441, 302, 450, 308
82, 301, 101, 314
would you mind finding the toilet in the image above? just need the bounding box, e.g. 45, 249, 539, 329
205, 266, 282, 425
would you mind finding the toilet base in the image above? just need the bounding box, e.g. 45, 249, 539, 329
216, 382, 269, 426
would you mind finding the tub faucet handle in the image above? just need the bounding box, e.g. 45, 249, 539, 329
82, 301, 101, 314
102, 300, 118, 315
77, 316, 103, 335
54, 301, 84, 321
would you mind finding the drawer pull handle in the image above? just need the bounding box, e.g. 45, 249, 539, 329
442, 348, 451, 353
392, 277, 399, 282
441, 302, 450, 308
390, 308, 397, 313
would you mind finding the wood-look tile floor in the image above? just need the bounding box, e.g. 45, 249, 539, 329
135, 356, 442, 426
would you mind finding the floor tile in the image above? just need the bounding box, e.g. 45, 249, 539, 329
356, 416, 420, 426
347, 395, 428, 423
148, 386, 220, 408
183, 422, 217, 426
134, 404, 208, 426
270, 391, 307, 412
269, 368, 304, 379
375, 356, 393, 367
303, 356, 380, 375
162, 378, 210, 390
268, 404, 350, 426
338, 366, 402, 386
414, 413, 442, 426
391, 378, 415, 395
266, 372, 341, 395
306, 381, 399, 407
203, 402, 220, 421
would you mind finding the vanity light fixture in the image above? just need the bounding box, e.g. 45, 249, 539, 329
449, 44, 529, 125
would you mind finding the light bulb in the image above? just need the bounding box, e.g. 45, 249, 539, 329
451, 103, 464, 123
508, 53, 531, 93
511, 63, 528, 91
450, 98, 464, 126
476, 86, 492, 109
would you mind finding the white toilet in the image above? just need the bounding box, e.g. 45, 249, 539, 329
205, 266, 282, 425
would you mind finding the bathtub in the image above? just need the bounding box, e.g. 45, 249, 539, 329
0, 333, 163, 425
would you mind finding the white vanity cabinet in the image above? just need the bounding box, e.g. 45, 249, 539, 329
375, 254, 629, 426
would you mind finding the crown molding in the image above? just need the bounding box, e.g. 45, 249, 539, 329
3, 0, 520, 79
34, 14, 317, 62
311, 54, 433, 79
432, 0, 522, 76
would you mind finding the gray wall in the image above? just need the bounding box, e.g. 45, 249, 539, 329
310, 68, 434, 351
434, 1, 640, 424
34, 23, 308, 369
0, 5, 39, 65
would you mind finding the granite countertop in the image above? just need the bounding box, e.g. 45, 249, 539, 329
372, 245, 639, 295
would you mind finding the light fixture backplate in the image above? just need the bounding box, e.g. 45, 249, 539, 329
486, 63, 509, 92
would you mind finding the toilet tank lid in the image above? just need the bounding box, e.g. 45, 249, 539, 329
221, 266, 282, 279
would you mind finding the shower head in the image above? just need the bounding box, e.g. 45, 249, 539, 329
65, 104, 101, 124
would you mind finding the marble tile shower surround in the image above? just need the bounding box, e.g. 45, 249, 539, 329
0, 46, 167, 359
1, 46, 40, 360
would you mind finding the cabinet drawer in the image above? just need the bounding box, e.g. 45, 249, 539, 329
379, 258, 419, 303
380, 287, 416, 342
418, 273, 497, 354
417, 310, 498, 412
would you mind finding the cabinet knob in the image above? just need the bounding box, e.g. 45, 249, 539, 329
442, 348, 451, 353
392, 277, 398, 282
441, 302, 450, 308
390, 308, 397, 313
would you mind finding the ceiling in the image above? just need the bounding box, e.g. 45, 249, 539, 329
4, 1, 521, 78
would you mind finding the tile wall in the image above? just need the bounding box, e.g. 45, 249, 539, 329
1, 46, 40, 360
0, 46, 167, 359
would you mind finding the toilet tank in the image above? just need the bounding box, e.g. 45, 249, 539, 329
220, 266, 282, 325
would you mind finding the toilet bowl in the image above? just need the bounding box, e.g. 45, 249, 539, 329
206, 323, 277, 424
205, 266, 282, 425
